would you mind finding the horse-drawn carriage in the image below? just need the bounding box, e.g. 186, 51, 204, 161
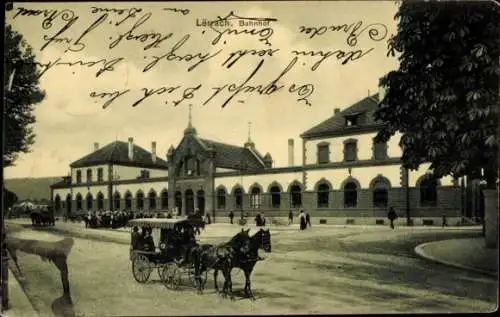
30, 205, 55, 226
128, 217, 206, 289
127, 217, 272, 299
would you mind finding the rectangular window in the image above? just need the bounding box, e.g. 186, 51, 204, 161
86, 169, 92, 183
373, 141, 388, 160
344, 142, 357, 161
317, 144, 330, 164
97, 168, 104, 182
76, 170, 82, 184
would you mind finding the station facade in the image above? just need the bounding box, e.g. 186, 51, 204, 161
51, 91, 463, 225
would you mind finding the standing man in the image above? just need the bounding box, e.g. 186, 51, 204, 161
388, 207, 397, 229
229, 210, 234, 224
288, 210, 293, 225
299, 209, 307, 230
441, 212, 448, 227
305, 212, 311, 228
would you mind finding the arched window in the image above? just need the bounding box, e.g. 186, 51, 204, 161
86, 168, 93, 183
175, 191, 182, 213
372, 179, 389, 208
234, 187, 243, 209
76, 170, 82, 184
86, 193, 93, 210
290, 184, 302, 208
148, 190, 157, 211
76, 193, 83, 210
270, 186, 281, 208
317, 183, 330, 208
66, 194, 72, 214
136, 191, 144, 211
217, 188, 226, 209
124, 191, 132, 210
96, 192, 104, 210
54, 195, 61, 213
344, 182, 357, 208
250, 187, 261, 209
420, 176, 438, 206
114, 192, 121, 210
161, 190, 168, 210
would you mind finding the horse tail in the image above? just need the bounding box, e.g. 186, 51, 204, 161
55, 237, 74, 258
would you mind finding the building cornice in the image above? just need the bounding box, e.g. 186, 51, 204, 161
52, 177, 170, 190
70, 161, 168, 170
300, 123, 385, 140
214, 158, 402, 177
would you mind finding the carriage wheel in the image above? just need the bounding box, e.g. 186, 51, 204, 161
157, 265, 165, 280
132, 254, 152, 283
162, 263, 181, 290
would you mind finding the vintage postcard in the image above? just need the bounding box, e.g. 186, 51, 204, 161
3, 1, 499, 316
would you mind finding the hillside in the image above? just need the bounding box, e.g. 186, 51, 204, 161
4, 176, 64, 201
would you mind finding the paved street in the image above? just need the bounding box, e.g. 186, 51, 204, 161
7, 222, 498, 316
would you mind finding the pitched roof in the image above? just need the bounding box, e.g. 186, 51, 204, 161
70, 141, 168, 169
301, 94, 384, 139
50, 176, 71, 189
196, 138, 266, 170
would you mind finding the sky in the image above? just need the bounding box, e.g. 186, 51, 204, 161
5, 1, 400, 179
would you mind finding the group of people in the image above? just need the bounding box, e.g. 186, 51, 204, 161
130, 223, 198, 264
84, 210, 133, 229
131, 226, 156, 252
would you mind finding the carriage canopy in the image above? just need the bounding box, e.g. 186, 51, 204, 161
127, 218, 205, 230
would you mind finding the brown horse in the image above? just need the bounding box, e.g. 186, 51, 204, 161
214, 228, 271, 300
191, 228, 252, 300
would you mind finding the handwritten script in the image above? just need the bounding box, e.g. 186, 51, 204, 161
12, 6, 390, 109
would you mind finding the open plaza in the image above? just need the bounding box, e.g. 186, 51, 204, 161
4, 219, 498, 316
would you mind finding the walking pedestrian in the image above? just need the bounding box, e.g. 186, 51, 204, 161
229, 210, 234, 224
288, 210, 293, 225
442, 212, 447, 227
306, 213, 311, 227
299, 209, 307, 230
388, 206, 397, 229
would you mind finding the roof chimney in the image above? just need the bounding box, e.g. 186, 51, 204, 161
151, 141, 157, 163
334, 108, 340, 116
288, 139, 294, 167
128, 137, 134, 161
93, 142, 99, 152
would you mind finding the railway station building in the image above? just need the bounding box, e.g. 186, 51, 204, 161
51, 90, 466, 226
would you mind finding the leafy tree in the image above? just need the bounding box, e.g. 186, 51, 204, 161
3, 188, 18, 212
377, 1, 499, 189
4, 24, 45, 167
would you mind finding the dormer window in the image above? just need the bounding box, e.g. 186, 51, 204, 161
345, 115, 358, 127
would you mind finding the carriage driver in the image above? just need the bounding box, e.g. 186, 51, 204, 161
177, 225, 197, 265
